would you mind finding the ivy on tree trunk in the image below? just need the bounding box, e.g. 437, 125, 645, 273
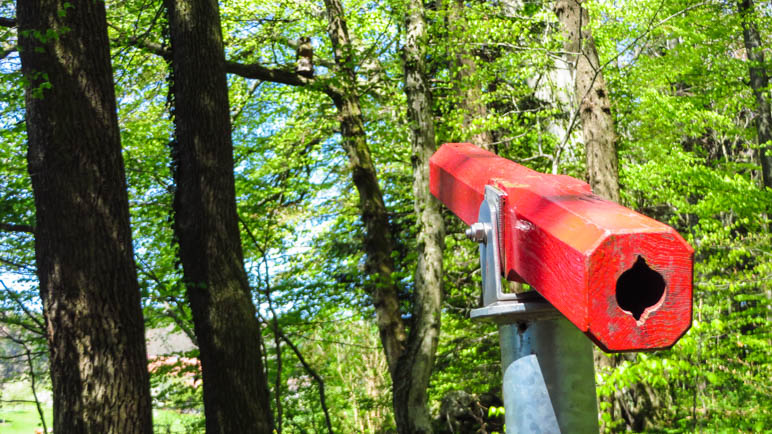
395, 0, 446, 432
163, 0, 274, 431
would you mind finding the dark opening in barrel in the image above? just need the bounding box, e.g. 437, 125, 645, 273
615, 256, 666, 321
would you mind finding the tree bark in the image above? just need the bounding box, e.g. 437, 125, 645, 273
554, 0, 620, 202
396, 1, 446, 432
553, 1, 626, 430
163, 0, 274, 432
322, 0, 408, 377
448, 0, 494, 150
157, 2, 441, 429
16, 0, 153, 432
737, 0, 772, 190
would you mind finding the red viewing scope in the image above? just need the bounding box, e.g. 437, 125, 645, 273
430, 143, 693, 352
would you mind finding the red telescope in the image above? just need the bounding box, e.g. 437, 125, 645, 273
430, 143, 693, 352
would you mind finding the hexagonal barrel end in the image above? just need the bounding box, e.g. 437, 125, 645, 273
585, 228, 693, 352
496, 180, 695, 352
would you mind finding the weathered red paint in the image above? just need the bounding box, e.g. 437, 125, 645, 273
430, 143, 693, 352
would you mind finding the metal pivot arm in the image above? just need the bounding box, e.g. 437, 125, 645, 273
471, 185, 516, 307
468, 185, 558, 321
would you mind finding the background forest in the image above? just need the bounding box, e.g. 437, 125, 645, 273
0, 0, 770, 432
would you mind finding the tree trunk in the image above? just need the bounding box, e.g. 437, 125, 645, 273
396, 0, 446, 432
200, 2, 442, 429
322, 0, 408, 376
16, 0, 153, 432
448, 0, 494, 150
553, 0, 626, 430
737, 0, 772, 190
163, 0, 274, 432
554, 0, 620, 202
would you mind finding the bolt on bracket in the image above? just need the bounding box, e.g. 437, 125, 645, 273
468, 185, 559, 323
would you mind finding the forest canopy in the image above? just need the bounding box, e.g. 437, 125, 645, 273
0, 0, 770, 432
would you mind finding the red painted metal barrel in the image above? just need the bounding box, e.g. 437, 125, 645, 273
430, 143, 693, 352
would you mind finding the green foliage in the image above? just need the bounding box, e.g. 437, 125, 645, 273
148, 353, 203, 413
589, 0, 772, 430
1, 0, 770, 431
488, 405, 505, 418
264, 312, 395, 433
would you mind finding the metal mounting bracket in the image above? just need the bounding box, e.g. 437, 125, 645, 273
468, 185, 559, 323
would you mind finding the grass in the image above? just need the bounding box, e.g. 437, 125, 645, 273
152, 409, 203, 433
0, 380, 203, 433
0, 402, 51, 434
0, 380, 52, 434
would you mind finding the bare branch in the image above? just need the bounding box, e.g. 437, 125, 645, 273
109, 20, 340, 98
258, 306, 334, 434
0, 256, 35, 273
0, 351, 46, 360
241, 216, 331, 433
225, 60, 316, 88
0, 279, 45, 333
108, 21, 170, 60
0, 222, 34, 234
0, 17, 15, 28
135, 258, 199, 347
231, 80, 262, 124
25, 345, 49, 433
162, 300, 198, 347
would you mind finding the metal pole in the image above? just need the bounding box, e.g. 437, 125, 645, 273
499, 317, 599, 434
464, 185, 600, 433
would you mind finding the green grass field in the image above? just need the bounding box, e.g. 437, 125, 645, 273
0, 381, 202, 433
0, 402, 51, 434
0, 380, 51, 434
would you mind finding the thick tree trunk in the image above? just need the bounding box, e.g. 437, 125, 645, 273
163, 0, 274, 432
554, 0, 620, 202
448, 0, 494, 150
396, 1, 446, 433
16, 0, 153, 432
737, 0, 772, 189
499, 0, 579, 172
324, 1, 445, 431
553, 0, 628, 430
193, 1, 441, 429
323, 0, 408, 376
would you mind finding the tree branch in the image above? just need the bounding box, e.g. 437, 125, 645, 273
25, 345, 48, 434
224, 60, 328, 91
0, 256, 35, 273
110, 23, 340, 98
162, 299, 199, 347
110, 27, 170, 60
240, 217, 332, 433
0, 279, 45, 334
0, 351, 46, 360
0, 17, 15, 28
0, 222, 34, 234
135, 258, 199, 347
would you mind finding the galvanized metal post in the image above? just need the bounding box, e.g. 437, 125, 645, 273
467, 185, 599, 433
498, 318, 598, 433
